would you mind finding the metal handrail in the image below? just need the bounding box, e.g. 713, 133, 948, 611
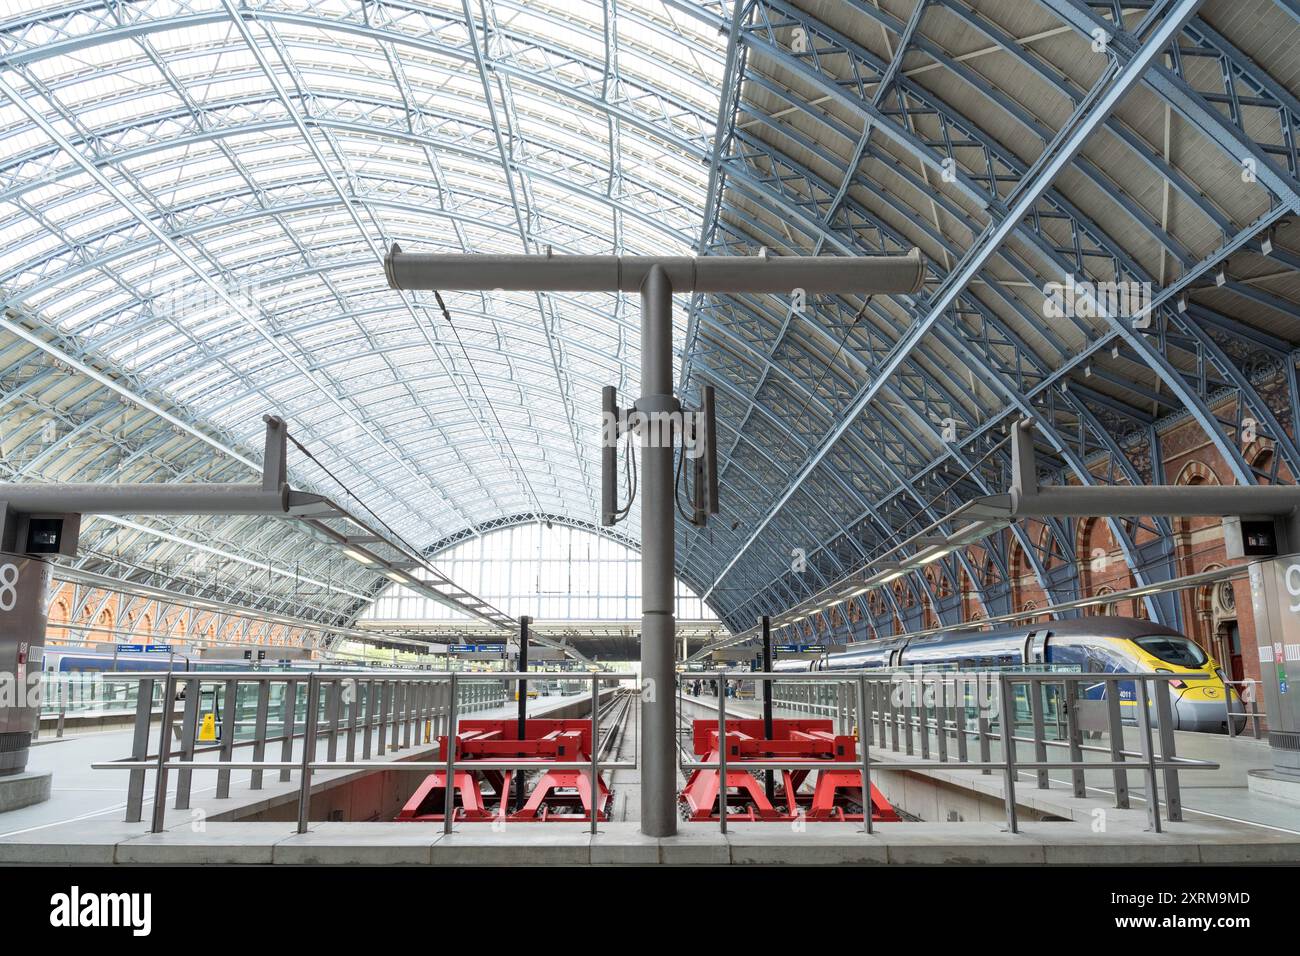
93, 670, 633, 835
1223, 679, 1267, 739
683, 670, 1218, 835
87, 671, 506, 780
768, 668, 1266, 744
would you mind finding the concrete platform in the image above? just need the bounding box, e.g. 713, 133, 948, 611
1247, 768, 1300, 806
1, 818, 1296, 866
0, 772, 51, 813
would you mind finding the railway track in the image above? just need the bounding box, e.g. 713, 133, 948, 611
595, 689, 637, 821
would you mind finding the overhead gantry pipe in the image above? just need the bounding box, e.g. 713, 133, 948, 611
0, 416, 294, 519
385, 243, 926, 837
384, 246, 926, 295
964, 419, 1300, 521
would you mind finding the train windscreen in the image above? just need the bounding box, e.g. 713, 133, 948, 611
1133, 635, 1208, 668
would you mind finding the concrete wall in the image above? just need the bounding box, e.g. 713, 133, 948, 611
870, 766, 1062, 824
240, 764, 425, 824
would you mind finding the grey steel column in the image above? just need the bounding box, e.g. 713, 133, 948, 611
640, 264, 677, 837
717, 675, 728, 835
1246, 558, 1300, 776
0, 553, 51, 777
761, 615, 774, 802
515, 615, 530, 811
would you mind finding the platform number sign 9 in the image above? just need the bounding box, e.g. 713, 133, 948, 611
1285, 564, 1300, 613
0, 562, 19, 613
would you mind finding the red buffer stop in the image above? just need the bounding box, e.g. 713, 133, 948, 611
397, 719, 611, 824
679, 718, 900, 823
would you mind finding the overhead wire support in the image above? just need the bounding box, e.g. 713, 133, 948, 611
385, 242, 926, 838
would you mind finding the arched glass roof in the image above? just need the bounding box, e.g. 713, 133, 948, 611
0, 0, 724, 542
2, 0, 1299, 641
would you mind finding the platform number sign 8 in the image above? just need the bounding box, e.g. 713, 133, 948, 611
0, 562, 18, 612
1285, 564, 1300, 613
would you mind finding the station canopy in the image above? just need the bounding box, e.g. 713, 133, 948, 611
0, 0, 1297, 639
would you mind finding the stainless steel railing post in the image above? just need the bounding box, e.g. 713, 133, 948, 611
279, 678, 297, 784
1153, 678, 1181, 823
1029, 679, 1048, 790
918, 676, 930, 760
903, 678, 915, 756
362, 680, 375, 759
56, 676, 67, 738
388, 681, 402, 752
717, 674, 729, 835
935, 676, 948, 763
417, 682, 429, 744
857, 675, 873, 836
125, 676, 154, 823
215, 678, 237, 799
377, 680, 390, 756
296, 673, 320, 835
149, 673, 177, 833
174, 676, 199, 810
590, 678, 601, 836
326, 678, 341, 761
346, 679, 358, 761
1136, 678, 1163, 833
954, 677, 969, 763
888, 678, 900, 752
976, 674, 992, 774
1104, 677, 1129, 808
401, 680, 413, 750
250, 680, 270, 791
1064, 679, 1085, 798
443, 672, 459, 836
999, 673, 1019, 834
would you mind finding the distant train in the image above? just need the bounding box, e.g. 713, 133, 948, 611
41, 645, 373, 677
773, 618, 1242, 734
39, 646, 403, 721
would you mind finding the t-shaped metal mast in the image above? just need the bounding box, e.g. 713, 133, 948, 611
386, 243, 926, 836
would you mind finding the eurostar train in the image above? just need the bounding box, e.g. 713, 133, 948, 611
40, 646, 382, 677
773, 618, 1242, 733
42, 646, 296, 675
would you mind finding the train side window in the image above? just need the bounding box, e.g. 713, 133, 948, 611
1049, 640, 1088, 669
1089, 642, 1138, 673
